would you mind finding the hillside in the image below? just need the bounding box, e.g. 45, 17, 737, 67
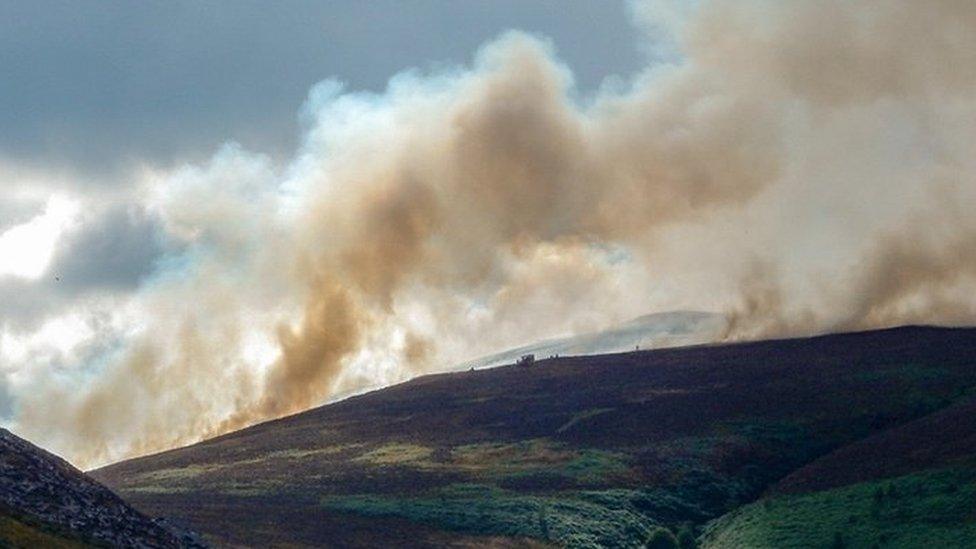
0, 428, 200, 548
772, 397, 976, 496
457, 311, 723, 370
700, 467, 976, 548
93, 326, 976, 547
699, 385, 976, 547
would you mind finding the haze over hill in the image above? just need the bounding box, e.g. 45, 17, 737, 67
459, 311, 724, 370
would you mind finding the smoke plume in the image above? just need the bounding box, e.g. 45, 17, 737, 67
7, 0, 976, 468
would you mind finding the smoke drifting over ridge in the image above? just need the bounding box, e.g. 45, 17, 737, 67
6, 0, 976, 468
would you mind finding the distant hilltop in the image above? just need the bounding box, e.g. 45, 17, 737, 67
458, 310, 724, 370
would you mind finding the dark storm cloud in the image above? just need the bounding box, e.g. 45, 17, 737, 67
0, 277, 64, 332
0, 0, 642, 180
0, 196, 45, 232
0, 205, 168, 331
48, 206, 165, 292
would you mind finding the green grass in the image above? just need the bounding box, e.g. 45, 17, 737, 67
449, 439, 633, 485
561, 449, 632, 483
633, 421, 827, 519
451, 439, 574, 468
353, 443, 433, 465
0, 514, 93, 549
321, 484, 657, 548
268, 443, 363, 460
129, 443, 364, 485
700, 467, 976, 548
135, 463, 221, 482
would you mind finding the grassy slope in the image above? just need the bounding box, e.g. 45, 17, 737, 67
701, 467, 976, 548
770, 396, 976, 496
700, 393, 976, 548
93, 326, 976, 547
0, 514, 92, 549
321, 484, 654, 548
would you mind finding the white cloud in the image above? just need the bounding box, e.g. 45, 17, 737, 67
0, 195, 79, 280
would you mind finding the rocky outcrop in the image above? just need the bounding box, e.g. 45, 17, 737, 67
0, 428, 203, 548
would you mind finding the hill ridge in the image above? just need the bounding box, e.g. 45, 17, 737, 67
91, 325, 976, 547
95, 323, 973, 472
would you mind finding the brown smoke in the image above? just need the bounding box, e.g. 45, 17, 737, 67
11, 1, 976, 469
263, 31, 782, 411
264, 276, 360, 414
841, 208, 976, 331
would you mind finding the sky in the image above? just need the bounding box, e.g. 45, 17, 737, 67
2, 0, 975, 469
0, 1, 644, 178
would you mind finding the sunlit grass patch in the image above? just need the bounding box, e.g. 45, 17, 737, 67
353, 443, 433, 465
452, 439, 574, 468
701, 467, 976, 548
266, 443, 363, 461
131, 443, 365, 487
217, 481, 281, 496
124, 484, 194, 494
449, 438, 632, 485
125, 479, 279, 496
134, 463, 222, 483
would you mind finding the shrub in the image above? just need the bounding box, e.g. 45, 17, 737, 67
645, 527, 679, 549
676, 523, 698, 549
872, 487, 884, 503
537, 504, 550, 541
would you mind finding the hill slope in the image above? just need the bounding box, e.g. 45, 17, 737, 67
93, 326, 976, 547
700, 466, 976, 548
772, 396, 976, 496
457, 311, 723, 370
699, 384, 976, 548
0, 428, 199, 548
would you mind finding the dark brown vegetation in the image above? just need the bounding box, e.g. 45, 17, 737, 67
92, 326, 976, 547
772, 396, 976, 495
